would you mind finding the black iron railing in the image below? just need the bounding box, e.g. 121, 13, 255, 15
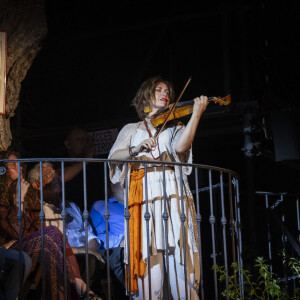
0, 158, 242, 300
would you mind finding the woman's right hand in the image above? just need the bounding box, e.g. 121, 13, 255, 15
133, 137, 156, 155
111, 137, 156, 160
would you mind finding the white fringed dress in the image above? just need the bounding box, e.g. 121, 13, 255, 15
109, 121, 200, 300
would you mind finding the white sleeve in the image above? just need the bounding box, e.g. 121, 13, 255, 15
170, 122, 193, 175
108, 123, 137, 185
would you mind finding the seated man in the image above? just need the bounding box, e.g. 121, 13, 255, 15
90, 182, 124, 250
63, 128, 104, 212
90, 183, 125, 293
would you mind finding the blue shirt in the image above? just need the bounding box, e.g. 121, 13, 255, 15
90, 197, 124, 249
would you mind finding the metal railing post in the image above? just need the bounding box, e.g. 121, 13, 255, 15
235, 178, 244, 297
144, 164, 152, 299
162, 163, 171, 299
265, 194, 273, 272
104, 162, 111, 300
179, 166, 188, 300
39, 161, 46, 300
297, 198, 300, 244
195, 167, 204, 300
61, 161, 68, 300
220, 171, 229, 300
124, 163, 132, 298
82, 161, 90, 299
17, 163, 23, 295
209, 169, 218, 300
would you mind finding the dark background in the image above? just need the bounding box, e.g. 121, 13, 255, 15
8, 0, 300, 290
12, 0, 300, 185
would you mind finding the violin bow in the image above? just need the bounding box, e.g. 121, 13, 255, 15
155, 76, 192, 138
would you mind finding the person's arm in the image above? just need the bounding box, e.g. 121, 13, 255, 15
60, 145, 95, 182
14, 179, 30, 212
62, 163, 84, 182
110, 137, 156, 160
61, 145, 95, 182
175, 96, 209, 153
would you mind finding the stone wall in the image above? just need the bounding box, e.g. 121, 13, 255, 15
0, 0, 47, 150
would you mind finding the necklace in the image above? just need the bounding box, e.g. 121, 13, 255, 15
143, 119, 161, 160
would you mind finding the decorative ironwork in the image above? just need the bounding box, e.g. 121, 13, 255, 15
0, 166, 6, 175
0, 157, 241, 299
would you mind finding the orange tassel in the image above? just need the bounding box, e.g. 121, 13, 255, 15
144, 106, 152, 114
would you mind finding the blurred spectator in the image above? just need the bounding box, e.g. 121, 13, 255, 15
0, 150, 102, 299
28, 162, 105, 296
90, 182, 126, 294
63, 128, 104, 211
28, 162, 101, 253
90, 183, 124, 249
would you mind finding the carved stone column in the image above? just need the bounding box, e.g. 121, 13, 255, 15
0, 0, 47, 150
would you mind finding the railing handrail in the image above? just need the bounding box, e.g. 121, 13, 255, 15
0, 157, 239, 178
256, 191, 300, 198
0, 156, 242, 299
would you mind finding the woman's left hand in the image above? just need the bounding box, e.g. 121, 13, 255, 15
192, 95, 209, 119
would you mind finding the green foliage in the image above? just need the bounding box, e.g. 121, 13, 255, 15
213, 254, 300, 299
282, 251, 300, 278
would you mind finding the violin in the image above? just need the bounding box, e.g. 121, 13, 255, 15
151, 94, 231, 128
151, 76, 231, 139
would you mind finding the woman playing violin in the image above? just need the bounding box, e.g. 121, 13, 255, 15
109, 76, 209, 300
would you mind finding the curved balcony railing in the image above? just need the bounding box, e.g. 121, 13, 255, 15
256, 191, 300, 287
0, 158, 242, 300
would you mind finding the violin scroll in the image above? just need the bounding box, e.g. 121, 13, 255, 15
209, 94, 231, 106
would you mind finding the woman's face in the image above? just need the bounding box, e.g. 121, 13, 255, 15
151, 82, 170, 111
6, 154, 21, 181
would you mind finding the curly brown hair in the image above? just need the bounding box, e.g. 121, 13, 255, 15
131, 76, 175, 120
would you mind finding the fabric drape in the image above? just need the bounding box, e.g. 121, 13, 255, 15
126, 169, 146, 292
